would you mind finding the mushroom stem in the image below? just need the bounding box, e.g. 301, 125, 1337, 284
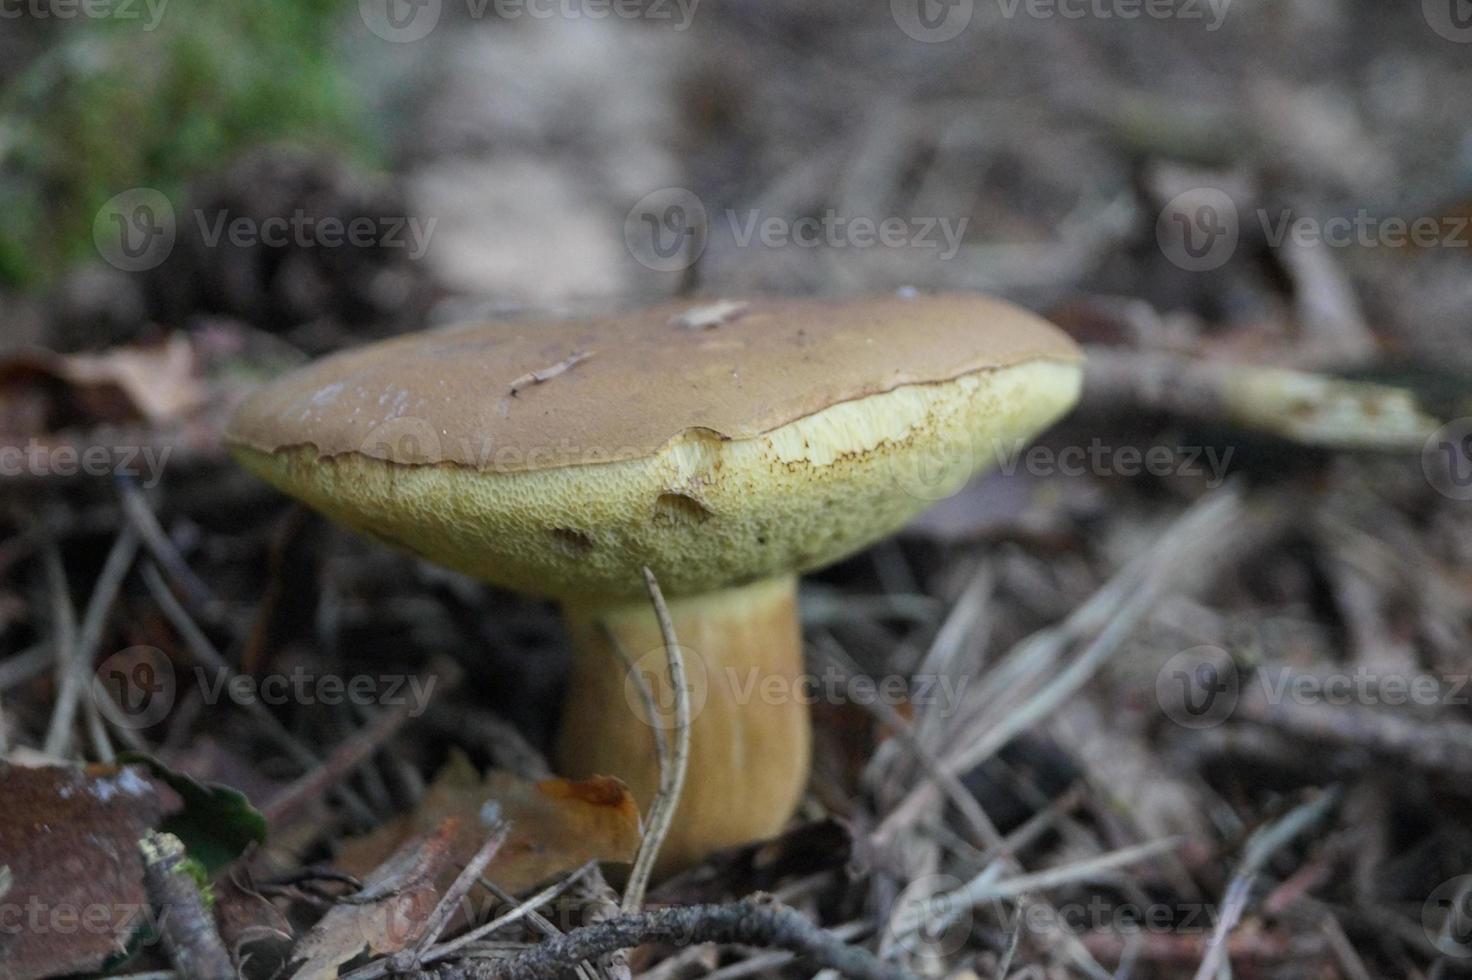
556, 574, 810, 874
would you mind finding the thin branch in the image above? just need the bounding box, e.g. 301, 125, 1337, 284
1192, 786, 1343, 980
392, 823, 511, 972
140, 831, 235, 980
621, 568, 692, 913
430, 898, 915, 980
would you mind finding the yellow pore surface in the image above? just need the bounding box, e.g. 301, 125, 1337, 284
232, 358, 1082, 601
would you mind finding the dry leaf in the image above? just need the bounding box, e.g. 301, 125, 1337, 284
0, 763, 181, 980
336, 751, 640, 895
0, 333, 203, 431
290, 819, 460, 980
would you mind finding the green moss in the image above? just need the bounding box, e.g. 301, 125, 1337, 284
0, 0, 379, 289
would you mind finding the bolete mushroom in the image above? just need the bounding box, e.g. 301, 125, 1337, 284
225, 294, 1082, 870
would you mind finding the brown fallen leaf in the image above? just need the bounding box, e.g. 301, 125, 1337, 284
290, 819, 460, 980
336, 751, 640, 896
0, 332, 203, 431
0, 763, 181, 980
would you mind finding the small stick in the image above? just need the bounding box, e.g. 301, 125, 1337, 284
508, 352, 594, 396
117, 477, 215, 610
261, 657, 459, 830
139, 831, 235, 980
393, 822, 511, 971
599, 620, 670, 789
621, 568, 692, 913
1191, 785, 1343, 980
44, 526, 139, 759
430, 898, 914, 980
142, 562, 378, 823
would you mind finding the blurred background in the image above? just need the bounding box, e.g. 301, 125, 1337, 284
5, 3, 1472, 979
2, 0, 1469, 361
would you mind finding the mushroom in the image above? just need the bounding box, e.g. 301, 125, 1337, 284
225, 293, 1083, 871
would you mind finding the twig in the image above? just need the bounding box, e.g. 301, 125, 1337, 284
621, 568, 691, 913
392, 823, 511, 972
117, 477, 215, 610
261, 657, 459, 829
142, 562, 377, 823
875, 487, 1246, 844
508, 351, 594, 396
430, 898, 915, 980
993, 897, 1026, 980
601, 620, 670, 782
139, 831, 235, 980
699, 922, 869, 980
815, 633, 1001, 852
1080, 348, 1439, 451
44, 526, 139, 759
1191, 786, 1343, 980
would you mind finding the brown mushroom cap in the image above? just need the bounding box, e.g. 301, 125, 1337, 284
227, 294, 1082, 600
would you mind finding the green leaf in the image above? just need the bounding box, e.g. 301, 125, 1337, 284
119, 753, 267, 872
